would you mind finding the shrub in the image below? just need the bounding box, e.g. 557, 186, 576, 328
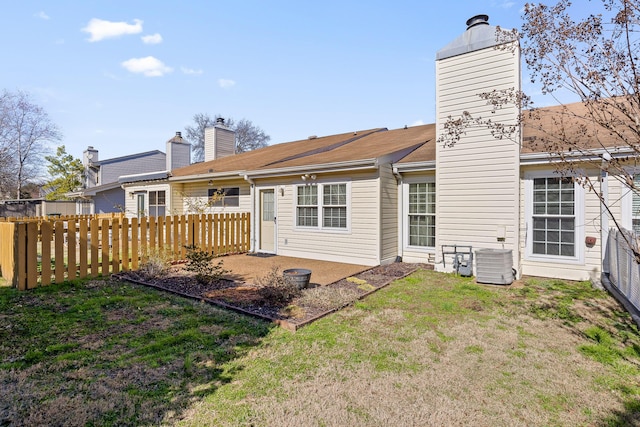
184, 245, 229, 284
256, 266, 301, 307
138, 247, 172, 279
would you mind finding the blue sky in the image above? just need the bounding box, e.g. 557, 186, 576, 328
4, 1, 532, 161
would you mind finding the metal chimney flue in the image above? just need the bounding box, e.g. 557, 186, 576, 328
466, 14, 489, 30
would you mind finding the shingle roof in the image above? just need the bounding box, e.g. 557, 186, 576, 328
171, 99, 628, 178
171, 125, 434, 179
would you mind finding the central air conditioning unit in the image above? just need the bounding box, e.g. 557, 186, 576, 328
475, 249, 514, 285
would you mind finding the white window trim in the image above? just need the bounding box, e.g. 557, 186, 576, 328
524, 171, 584, 264
620, 167, 640, 231
402, 176, 436, 252
293, 180, 351, 233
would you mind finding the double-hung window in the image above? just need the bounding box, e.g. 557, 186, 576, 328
323, 184, 347, 228
296, 185, 318, 227
530, 176, 577, 258
407, 182, 436, 247
631, 175, 640, 233
148, 190, 166, 217
296, 183, 348, 230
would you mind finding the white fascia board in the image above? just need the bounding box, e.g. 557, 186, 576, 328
392, 161, 437, 173
520, 146, 637, 165
168, 170, 246, 183
244, 159, 378, 179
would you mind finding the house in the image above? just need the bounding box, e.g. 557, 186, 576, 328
68, 132, 190, 215
124, 14, 631, 285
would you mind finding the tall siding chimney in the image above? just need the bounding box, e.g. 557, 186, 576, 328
434, 15, 521, 275
82, 146, 99, 188
166, 131, 191, 170
204, 118, 235, 161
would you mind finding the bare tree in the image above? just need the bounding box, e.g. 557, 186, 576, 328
438, 0, 640, 259
234, 118, 270, 153
185, 113, 270, 162
0, 90, 61, 199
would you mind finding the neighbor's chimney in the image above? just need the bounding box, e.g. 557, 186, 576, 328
166, 131, 191, 170
204, 119, 235, 162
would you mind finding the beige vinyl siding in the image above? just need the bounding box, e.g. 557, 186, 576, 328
519, 165, 603, 282
435, 44, 520, 273
379, 164, 399, 265
276, 171, 382, 266
122, 183, 170, 218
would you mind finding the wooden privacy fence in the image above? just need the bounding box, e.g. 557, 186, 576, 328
0, 213, 250, 290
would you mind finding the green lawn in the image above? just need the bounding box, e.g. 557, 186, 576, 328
1, 270, 639, 426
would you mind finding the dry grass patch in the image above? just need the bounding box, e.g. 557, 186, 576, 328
180, 270, 640, 427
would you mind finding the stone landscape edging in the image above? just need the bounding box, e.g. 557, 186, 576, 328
112, 263, 420, 331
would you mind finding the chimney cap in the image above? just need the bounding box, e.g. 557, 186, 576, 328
216, 117, 225, 125
175, 131, 182, 137
466, 14, 489, 30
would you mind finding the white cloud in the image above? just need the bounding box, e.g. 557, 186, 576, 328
82, 18, 143, 42
121, 56, 172, 77
35, 11, 50, 20
141, 33, 163, 44
218, 78, 236, 88
491, 0, 515, 8
181, 67, 203, 75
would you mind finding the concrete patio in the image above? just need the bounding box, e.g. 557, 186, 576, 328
217, 253, 371, 286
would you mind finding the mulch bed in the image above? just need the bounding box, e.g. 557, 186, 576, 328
115, 262, 431, 331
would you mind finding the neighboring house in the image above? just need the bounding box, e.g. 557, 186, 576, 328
124, 14, 632, 285
68, 132, 190, 215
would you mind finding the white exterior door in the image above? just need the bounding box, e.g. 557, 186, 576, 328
260, 189, 276, 252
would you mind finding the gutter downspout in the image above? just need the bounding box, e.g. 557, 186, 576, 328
393, 167, 403, 262
600, 153, 611, 285
244, 175, 256, 253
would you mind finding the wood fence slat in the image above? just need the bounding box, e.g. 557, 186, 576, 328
26, 222, 38, 289
149, 217, 156, 253
172, 216, 179, 258
192, 215, 200, 249
165, 215, 172, 256
140, 217, 148, 263
41, 221, 53, 285
121, 217, 129, 272
213, 214, 219, 255
180, 215, 187, 258
54, 221, 65, 284
206, 214, 213, 254
157, 216, 164, 250
131, 218, 139, 270
101, 219, 109, 275
16, 223, 27, 290
90, 219, 99, 277
111, 218, 120, 273
79, 220, 88, 279
67, 220, 77, 280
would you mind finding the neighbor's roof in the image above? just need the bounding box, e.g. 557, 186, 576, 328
171, 125, 435, 179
